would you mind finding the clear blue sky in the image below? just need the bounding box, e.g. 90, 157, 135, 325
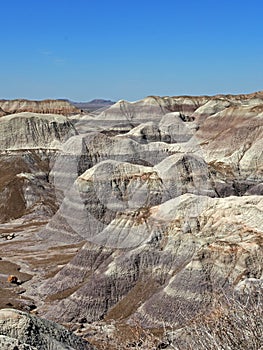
1, 0, 263, 101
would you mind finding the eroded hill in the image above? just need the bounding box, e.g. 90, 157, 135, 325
0, 93, 262, 348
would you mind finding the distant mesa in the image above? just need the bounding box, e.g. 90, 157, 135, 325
0, 99, 81, 116
70, 99, 115, 112
0, 98, 116, 116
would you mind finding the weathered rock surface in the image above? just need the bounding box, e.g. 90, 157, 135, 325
0, 152, 57, 223
0, 92, 262, 344
37, 194, 262, 327
0, 111, 78, 224
0, 309, 94, 349
0, 112, 77, 151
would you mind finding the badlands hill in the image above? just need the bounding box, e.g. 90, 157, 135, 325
0, 309, 93, 349
0, 92, 262, 348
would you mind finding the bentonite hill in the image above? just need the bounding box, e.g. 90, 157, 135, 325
0, 94, 262, 349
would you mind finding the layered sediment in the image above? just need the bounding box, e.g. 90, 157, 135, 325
0, 92, 262, 346
0, 99, 80, 116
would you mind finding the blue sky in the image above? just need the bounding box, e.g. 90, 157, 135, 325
1, 0, 263, 101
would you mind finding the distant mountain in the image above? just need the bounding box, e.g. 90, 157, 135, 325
70, 99, 115, 112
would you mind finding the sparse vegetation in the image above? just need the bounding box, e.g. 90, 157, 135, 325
177, 291, 263, 350
85, 290, 263, 350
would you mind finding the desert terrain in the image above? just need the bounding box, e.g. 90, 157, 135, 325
0, 93, 262, 349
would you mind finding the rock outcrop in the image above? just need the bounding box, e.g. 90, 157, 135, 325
0, 112, 77, 151
0, 309, 94, 349
0, 112, 77, 223
0, 151, 59, 223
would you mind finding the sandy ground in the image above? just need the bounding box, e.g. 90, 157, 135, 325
0, 221, 83, 312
